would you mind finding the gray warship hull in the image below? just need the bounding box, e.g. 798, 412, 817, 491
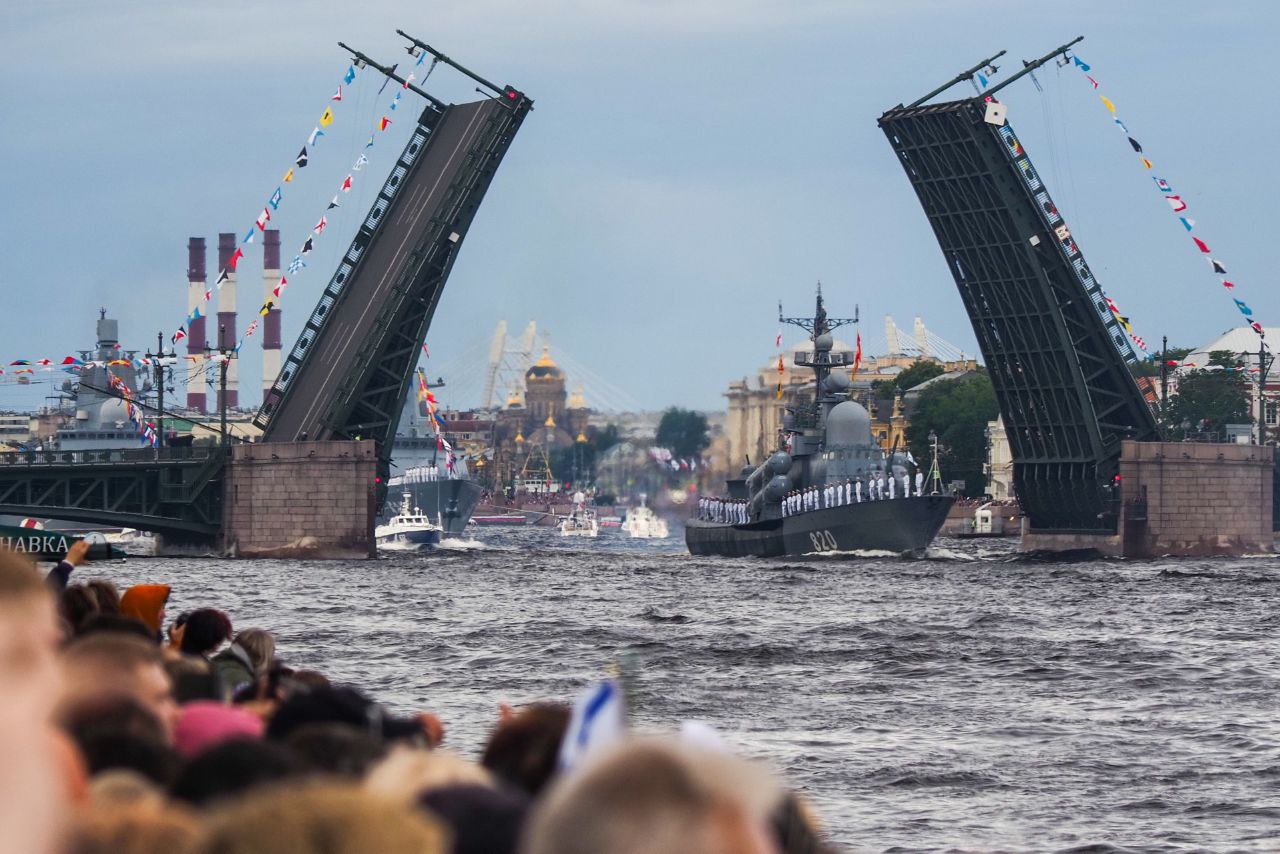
686, 494, 954, 558
388, 479, 483, 537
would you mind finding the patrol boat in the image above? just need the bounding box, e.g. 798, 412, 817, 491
685, 291, 954, 558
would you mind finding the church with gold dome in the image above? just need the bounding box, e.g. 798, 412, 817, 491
492, 346, 591, 458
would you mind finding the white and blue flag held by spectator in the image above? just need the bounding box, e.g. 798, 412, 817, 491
558, 678, 626, 770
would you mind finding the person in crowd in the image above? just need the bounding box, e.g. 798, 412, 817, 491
199, 782, 447, 854
68, 799, 207, 854
173, 700, 265, 759
481, 701, 570, 797
178, 608, 233, 659
916, 469, 926, 495
59, 633, 181, 739
211, 628, 275, 696
285, 723, 388, 779
119, 583, 171, 642
59, 584, 101, 634
0, 549, 69, 854
522, 739, 783, 854
265, 684, 445, 747
44, 538, 90, 593
85, 578, 121, 614
420, 783, 530, 854
170, 738, 308, 807
855, 476, 863, 503
60, 694, 180, 787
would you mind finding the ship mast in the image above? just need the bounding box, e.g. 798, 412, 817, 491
778, 284, 857, 431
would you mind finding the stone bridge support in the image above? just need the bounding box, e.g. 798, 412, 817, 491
222, 440, 377, 560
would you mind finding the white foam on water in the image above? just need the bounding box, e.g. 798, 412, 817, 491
436, 537, 488, 551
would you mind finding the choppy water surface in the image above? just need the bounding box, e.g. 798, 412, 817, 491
102, 528, 1280, 851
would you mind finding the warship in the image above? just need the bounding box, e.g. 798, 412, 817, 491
685, 291, 954, 558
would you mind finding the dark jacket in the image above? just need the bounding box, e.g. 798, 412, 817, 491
210, 644, 256, 696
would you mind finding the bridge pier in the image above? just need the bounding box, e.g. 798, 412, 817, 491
1021, 440, 1274, 558
223, 440, 377, 560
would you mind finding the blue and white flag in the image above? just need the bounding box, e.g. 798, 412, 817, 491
287, 256, 306, 274
343, 64, 356, 85
269, 187, 283, 210
558, 678, 626, 770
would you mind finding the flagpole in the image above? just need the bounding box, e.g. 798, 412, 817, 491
395, 31, 505, 97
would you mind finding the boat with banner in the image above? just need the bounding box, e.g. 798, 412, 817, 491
685, 290, 954, 558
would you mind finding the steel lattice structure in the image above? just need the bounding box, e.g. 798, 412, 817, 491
879, 97, 1158, 532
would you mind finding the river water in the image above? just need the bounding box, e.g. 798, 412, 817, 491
99, 528, 1279, 851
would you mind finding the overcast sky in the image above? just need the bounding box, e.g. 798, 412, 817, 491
2, 0, 1276, 413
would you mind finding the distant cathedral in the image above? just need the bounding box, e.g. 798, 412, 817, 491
493, 346, 590, 454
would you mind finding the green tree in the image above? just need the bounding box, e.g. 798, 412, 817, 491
894, 360, 944, 390
1166, 351, 1251, 438
871, 379, 897, 400
905, 373, 999, 496
656, 408, 710, 459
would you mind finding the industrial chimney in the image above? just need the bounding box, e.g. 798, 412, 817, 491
216, 233, 240, 410
262, 230, 283, 401
186, 237, 208, 413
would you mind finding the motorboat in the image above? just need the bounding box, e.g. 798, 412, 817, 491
622, 495, 669, 539
376, 492, 443, 550
559, 491, 599, 538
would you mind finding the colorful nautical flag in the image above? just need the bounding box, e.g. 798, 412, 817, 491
341, 175, 352, 192
255, 208, 271, 231
242, 228, 255, 245
269, 187, 283, 210
1099, 95, 1117, 114
287, 256, 306, 274
216, 270, 229, 286
301, 236, 314, 255
328, 196, 340, 210
379, 116, 391, 131
1192, 237, 1211, 254
313, 216, 327, 235
343, 65, 356, 85
229, 247, 244, 270
260, 300, 274, 316
354, 154, 368, 172
319, 106, 334, 127
1210, 259, 1227, 274
331, 85, 343, 102
1165, 195, 1187, 212
283, 168, 294, 183
403, 72, 415, 89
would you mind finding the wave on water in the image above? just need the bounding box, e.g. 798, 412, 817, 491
436, 537, 488, 552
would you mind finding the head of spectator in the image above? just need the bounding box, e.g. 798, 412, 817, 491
60, 583, 100, 633
85, 579, 120, 614
481, 701, 570, 797
212, 628, 274, 697
265, 684, 439, 745
173, 700, 264, 760
119, 584, 170, 637
285, 723, 388, 779
76, 613, 154, 642
365, 747, 493, 804
0, 549, 69, 854
179, 608, 233, 658
419, 783, 530, 854
522, 739, 783, 854
170, 738, 306, 808
68, 799, 207, 854
59, 694, 181, 787
59, 634, 180, 740
201, 782, 447, 854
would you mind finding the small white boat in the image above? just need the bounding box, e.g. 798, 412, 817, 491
559, 492, 599, 538
622, 495, 669, 539
376, 492, 443, 550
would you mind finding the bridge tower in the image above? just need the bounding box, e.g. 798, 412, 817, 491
878, 39, 1159, 533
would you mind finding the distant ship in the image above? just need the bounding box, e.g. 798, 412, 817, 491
559, 492, 599, 537
686, 291, 953, 558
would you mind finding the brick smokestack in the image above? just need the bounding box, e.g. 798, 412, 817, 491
186, 237, 208, 413
262, 229, 283, 401
216, 233, 240, 410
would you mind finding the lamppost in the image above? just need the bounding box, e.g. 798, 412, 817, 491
927, 429, 942, 495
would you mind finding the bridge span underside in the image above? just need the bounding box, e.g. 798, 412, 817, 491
879, 98, 1158, 532
259, 94, 528, 493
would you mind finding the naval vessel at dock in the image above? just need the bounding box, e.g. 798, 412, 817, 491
686, 291, 953, 558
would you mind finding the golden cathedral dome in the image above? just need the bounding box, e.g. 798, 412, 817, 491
526, 346, 564, 382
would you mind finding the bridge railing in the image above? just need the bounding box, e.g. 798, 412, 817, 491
0, 446, 219, 468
